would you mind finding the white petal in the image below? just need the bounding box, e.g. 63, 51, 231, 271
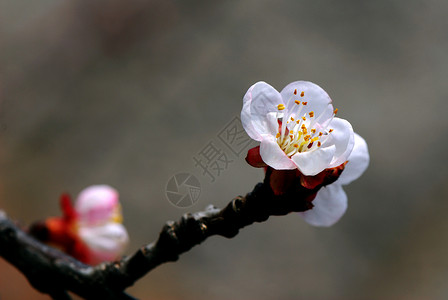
75, 185, 120, 225
79, 223, 129, 258
300, 184, 347, 227
325, 117, 355, 168
259, 135, 297, 170
242, 82, 283, 141
337, 133, 369, 185
281, 81, 334, 123
241, 95, 260, 141
291, 145, 336, 176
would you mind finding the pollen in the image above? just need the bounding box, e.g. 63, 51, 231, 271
300, 91, 304, 97
318, 141, 321, 147
293, 144, 299, 148
302, 116, 306, 121
329, 129, 334, 133
277, 104, 285, 110
294, 89, 297, 95
311, 129, 316, 134
304, 135, 311, 141
295, 100, 301, 105
290, 117, 295, 121
276, 133, 281, 138
319, 132, 323, 136
334, 108, 339, 115
309, 111, 314, 118
302, 102, 308, 105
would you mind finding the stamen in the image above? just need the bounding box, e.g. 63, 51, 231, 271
286, 148, 298, 157
280, 118, 288, 143
275, 95, 339, 158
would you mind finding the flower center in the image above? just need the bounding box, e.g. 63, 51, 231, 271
275, 90, 337, 158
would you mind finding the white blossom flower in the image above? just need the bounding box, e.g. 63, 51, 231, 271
242, 81, 355, 176
33, 185, 129, 265
75, 185, 129, 264
242, 81, 369, 226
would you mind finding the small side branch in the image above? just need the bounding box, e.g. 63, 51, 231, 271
0, 211, 135, 300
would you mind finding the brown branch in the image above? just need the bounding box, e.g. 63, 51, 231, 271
0, 210, 136, 300
0, 168, 340, 299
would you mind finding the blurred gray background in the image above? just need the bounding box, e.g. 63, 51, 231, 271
1, 0, 448, 299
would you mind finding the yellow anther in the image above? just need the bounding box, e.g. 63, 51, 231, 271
304, 135, 311, 141
318, 132, 323, 136
112, 213, 123, 224
318, 141, 321, 147
300, 91, 305, 97
277, 104, 285, 110
309, 111, 314, 118
289, 135, 293, 139
276, 132, 281, 138
290, 117, 295, 121
295, 100, 301, 105
334, 108, 339, 115
294, 89, 297, 95
311, 129, 316, 134
302, 102, 308, 105
302, 116, 306, 121
296, 120, 300, 124
293, 144, 299, 148
329, 129, 334, 133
